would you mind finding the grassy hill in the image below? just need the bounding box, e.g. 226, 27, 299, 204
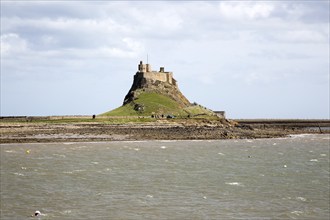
100, 92, 215, 117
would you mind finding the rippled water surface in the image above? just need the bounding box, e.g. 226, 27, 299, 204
1, 135, 329, 219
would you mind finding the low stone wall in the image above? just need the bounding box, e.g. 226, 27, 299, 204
0, 116, 51, 121
235, 119, 330, 132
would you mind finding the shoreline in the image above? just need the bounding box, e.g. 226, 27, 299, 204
1, 119, 329, 144
1, 134, 328, 146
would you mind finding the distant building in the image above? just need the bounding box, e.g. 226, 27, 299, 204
214, 111, 226, 118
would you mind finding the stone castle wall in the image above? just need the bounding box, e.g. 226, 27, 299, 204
137, 61, 175, 86
141, 71, 174, 85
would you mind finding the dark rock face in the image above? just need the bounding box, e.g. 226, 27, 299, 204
123, 72, 191, 108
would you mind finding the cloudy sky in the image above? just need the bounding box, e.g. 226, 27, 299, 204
1, 1, 329, 118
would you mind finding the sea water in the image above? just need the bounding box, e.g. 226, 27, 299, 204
1, 134, 329, 219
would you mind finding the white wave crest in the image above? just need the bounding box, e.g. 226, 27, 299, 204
226, 182, 244, 187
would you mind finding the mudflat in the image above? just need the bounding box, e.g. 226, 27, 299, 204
1, 119, 329, 143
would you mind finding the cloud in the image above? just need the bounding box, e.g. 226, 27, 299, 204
95, 38, 144, 58
2, 16, 131, 49
218, 1, 275, 20
278, 1, 329, 23
1, 33, 28, 55
127, 5, 183, 32
233, 71, 284, 85
217, 1, 329, 24
273, 30, 328, 43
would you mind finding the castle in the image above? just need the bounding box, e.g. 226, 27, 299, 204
123, 61, 190, 106
136, 61, 177, 86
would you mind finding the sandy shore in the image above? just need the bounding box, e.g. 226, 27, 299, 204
1, 120, 328, 143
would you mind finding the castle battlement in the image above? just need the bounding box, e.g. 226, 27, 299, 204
137, 61, 176, 86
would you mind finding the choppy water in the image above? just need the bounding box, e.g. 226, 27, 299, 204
1, 134, 329, 219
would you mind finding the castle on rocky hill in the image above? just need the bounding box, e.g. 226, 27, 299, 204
123, 61, 190, 107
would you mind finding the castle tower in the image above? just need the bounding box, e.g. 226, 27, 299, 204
138, 61, 151, 72
138, 61, 146, 72
146, 64, 151, 72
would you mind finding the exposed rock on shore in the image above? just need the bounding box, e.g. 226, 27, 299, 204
1, 120, 327, 144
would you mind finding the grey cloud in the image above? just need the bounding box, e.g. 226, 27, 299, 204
273, 1, 330, 23
1, 1, 109, 19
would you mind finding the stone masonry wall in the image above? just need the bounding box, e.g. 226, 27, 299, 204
140, 71, 174, 85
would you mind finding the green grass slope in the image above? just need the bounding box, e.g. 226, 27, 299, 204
100, 92, 215, 117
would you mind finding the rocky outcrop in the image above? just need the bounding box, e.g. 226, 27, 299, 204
123, 72, 191, 108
